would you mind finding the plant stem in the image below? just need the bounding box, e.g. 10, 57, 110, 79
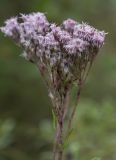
67, 60, 94, 131
53, 120, 63, 160
68, 82, 82, 131
53, 90, 70, 160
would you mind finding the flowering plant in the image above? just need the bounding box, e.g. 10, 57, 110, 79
0, 12, 106, 160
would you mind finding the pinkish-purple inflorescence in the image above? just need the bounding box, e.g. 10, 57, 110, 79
0, 12, 106, 87
0, 13, 107, 150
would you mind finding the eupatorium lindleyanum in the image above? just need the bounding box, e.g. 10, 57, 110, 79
0, 12, 106, 160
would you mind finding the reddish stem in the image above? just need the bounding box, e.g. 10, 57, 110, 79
53, 120, 63, 160
68, 82, 82, 131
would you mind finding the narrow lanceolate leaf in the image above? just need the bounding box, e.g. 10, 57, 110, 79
63, 128, 74, 149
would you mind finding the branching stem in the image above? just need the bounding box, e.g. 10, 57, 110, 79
68, 81, 82, 131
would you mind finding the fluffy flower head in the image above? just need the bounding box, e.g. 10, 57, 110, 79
0, 12, 106, 89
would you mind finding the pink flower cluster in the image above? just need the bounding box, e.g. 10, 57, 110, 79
0, 12, 106, 84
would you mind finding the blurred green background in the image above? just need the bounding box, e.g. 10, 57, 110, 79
0, 0, 116, 160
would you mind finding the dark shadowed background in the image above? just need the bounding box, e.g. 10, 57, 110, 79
0, 0, 116, 160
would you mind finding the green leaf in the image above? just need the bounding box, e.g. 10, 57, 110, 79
63, 128, 74, 149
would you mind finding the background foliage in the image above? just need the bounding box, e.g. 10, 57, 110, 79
0, 0, 116, 160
